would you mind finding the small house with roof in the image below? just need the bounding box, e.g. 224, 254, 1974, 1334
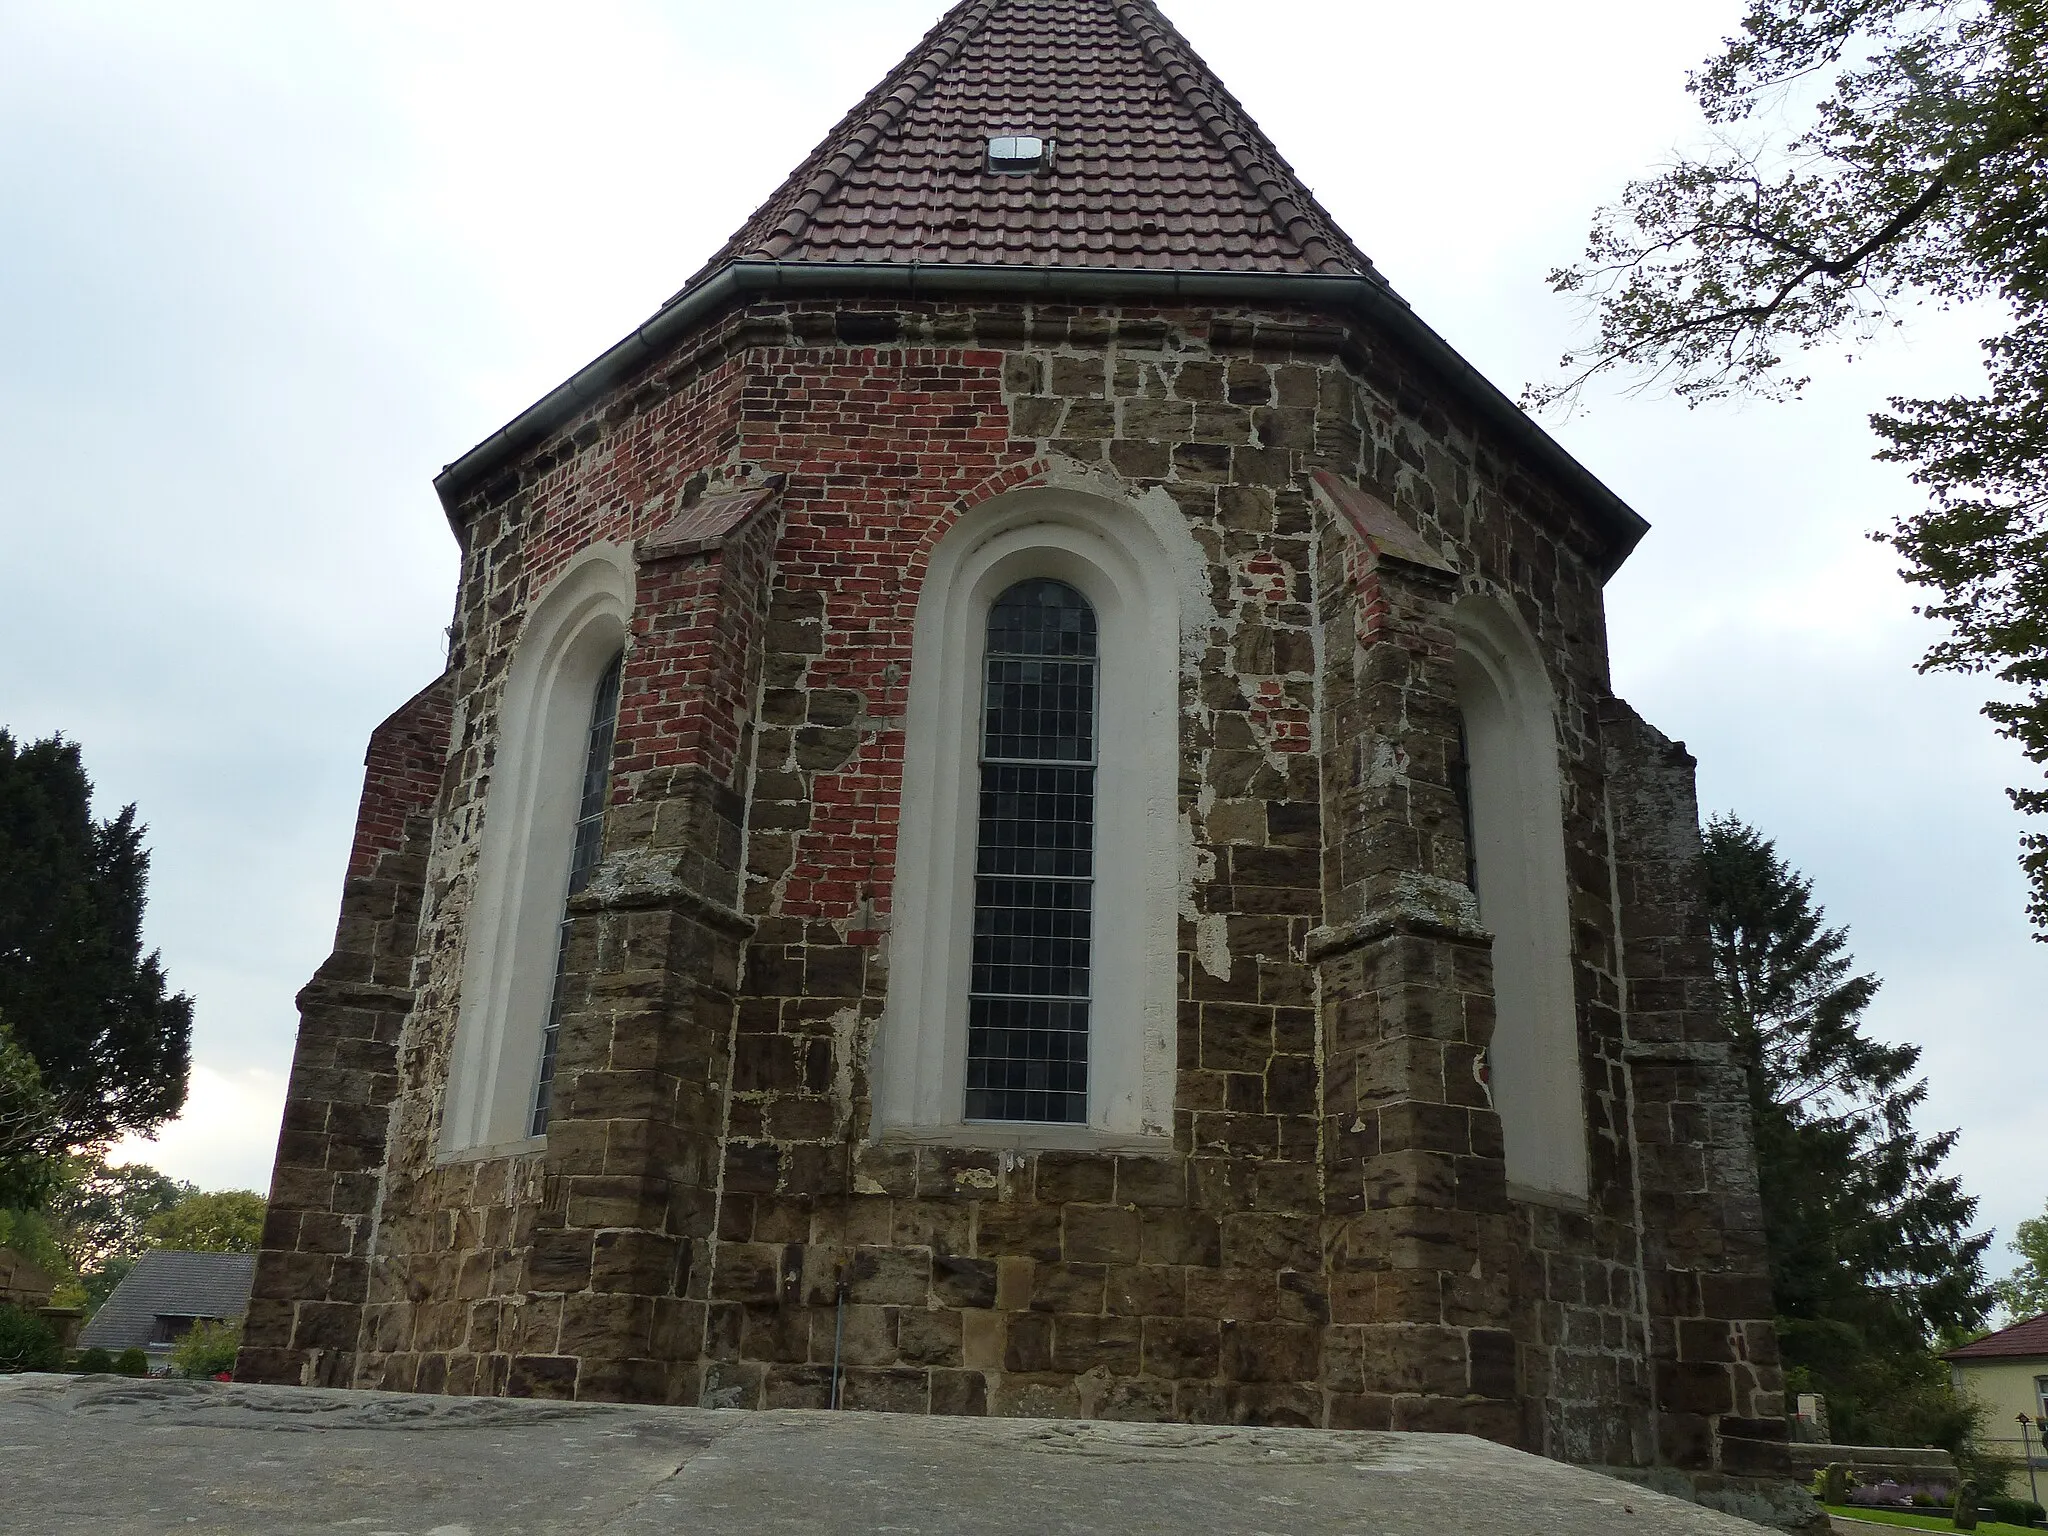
78, 1250, 256, 1371
1945, 1312, 2048, 1496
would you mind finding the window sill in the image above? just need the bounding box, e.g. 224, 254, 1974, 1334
1506, 1180, 1590, 1214
437, 1134, 546, 1167
877, 1124, 1173, 1156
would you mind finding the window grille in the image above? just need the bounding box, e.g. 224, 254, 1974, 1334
985, 134, 1050, 173
967, 579, 1096, 1123
529, 651, 623, 1137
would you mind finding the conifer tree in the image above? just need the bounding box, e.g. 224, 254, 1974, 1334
0, 731, 191, 1153
1701, 814, 1992, 1447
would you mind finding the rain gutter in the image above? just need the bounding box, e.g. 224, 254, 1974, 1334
432, 260, 1649, 574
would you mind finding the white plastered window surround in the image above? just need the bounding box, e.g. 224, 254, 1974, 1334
1452, 592, 1590, 1202
440, 543, 634, 1159
877, 487, 1186, 1150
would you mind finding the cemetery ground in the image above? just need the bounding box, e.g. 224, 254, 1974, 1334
1825, 1513, 2038, 1535
0, 1372, 1787, 1535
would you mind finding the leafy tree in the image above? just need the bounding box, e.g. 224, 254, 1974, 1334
79, 1256, 133, 1317
1701, 815, 1993, 1450
169, 1317, 241, 1380
1992, 1200, 2048, 1319
43, 1154, 192, 1276
8, 1161, 263, 1315
0, 731, 191, 1147
144, 1190, 265, 1255
0, 1016, 61, 1211
1536, 1, 2048, 935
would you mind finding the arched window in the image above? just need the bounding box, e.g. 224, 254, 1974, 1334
968, 579, 1098, 1124
441, 544, 633, 1157
529, 650, 623, 1136
1452, 594, 1587, 1201
876, 486, 1194, 1147
1451, 714, 1479, 894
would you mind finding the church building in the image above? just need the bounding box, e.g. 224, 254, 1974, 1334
241, 0, 1794, 1510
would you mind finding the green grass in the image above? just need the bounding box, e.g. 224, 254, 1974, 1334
1823, 1505, 2039, 1536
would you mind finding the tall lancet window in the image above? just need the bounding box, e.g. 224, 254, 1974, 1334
529, 651, 623, 1136
1451, 715, 1479, 895
1452, 595, 1589, 1200
967, 580, 1097, 1124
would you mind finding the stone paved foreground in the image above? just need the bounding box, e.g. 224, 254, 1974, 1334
0, 1375, 1777, 1534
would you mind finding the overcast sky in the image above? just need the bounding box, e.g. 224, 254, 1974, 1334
2, 0, 2039, 1286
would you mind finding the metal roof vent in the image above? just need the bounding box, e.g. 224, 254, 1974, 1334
986, 135, 1050, 174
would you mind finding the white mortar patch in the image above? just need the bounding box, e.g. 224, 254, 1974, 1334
1195, 913, 1232, 981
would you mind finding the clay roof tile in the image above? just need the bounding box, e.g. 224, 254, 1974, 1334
1943, 1312, 2048, 1361
672, 0, 1383, 299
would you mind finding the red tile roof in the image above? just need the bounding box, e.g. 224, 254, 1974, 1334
1944, 1313, 2048, 1361
677, 0, 1383, 295
436, 0, 1652, 568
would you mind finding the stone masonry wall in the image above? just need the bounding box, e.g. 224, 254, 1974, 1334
240, 674, 453, 1388
1600, 700, 1787, 1489
417, 296, 1643, 1437
484, 492, 785, 1404
244, 295, 1783, 1482
0, 1246, 55, 1310
1308, 503, 1532, 1446
348, 351, 773, 1401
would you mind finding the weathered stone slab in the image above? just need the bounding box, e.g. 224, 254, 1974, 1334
1785, 1441, 1959, 1486
0, 1375, 1779, 1534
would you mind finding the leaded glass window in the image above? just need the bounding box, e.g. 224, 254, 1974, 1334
529, 652, 623, 1137
967, 579, 1096, 1123
1452, 714, 1479, 899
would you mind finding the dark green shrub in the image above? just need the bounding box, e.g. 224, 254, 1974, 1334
113, 1347, 148, 1377
0, 1303, 61, 1372
169, 1318, 240, 1380
72, 1346, 115, 1373
1984, 1493, 2045, 1526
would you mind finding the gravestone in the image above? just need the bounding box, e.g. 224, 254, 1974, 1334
1793, 1393, 1830, 1445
